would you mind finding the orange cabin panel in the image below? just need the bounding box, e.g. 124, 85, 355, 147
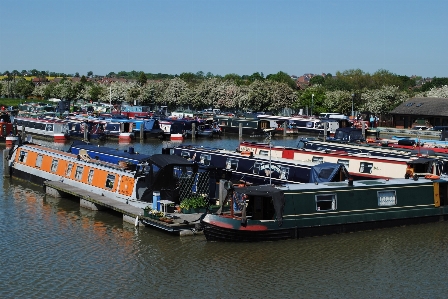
118, 175, 135, 196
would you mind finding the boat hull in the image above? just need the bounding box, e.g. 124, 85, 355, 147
200, 178, 448, 242
202, 213, 448, 242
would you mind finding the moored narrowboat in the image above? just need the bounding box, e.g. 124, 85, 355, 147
201, 177, 448, 242
5, 138, 201, 209
172, 145, 350, 185
14, 115, 70, 142
239, 141, 412, 180
214, 116, 275, 136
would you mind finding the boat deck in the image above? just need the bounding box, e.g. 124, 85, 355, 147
43, 180, 205, 236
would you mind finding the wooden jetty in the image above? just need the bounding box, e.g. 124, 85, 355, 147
44, 180, 204, 236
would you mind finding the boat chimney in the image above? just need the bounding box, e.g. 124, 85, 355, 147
348, 178, 353, 186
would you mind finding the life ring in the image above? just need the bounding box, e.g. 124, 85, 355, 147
425, 174, 440, 180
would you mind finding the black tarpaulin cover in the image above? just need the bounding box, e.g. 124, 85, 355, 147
234, 185, 285, 225
149, 154, 194, 168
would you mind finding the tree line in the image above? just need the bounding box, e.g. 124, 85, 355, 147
1, 69, 447, 116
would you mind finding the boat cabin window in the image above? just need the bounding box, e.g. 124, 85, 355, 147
259, 150, 269, 156
181, 150, 191, 159
316, 194, 337, 211
19, 150, 28, 163
244, 194, 276, 220
46, 124, 53, 131
225, 158, 239, 170
173, 166, 193, 178
280, 166, 290, 180
359, 162, 373, 174
378, 190, 397, 207
337, 159, 349, 168
312, 156, 324, 163
75, 166, 84, 180
260, 120, 269, 129
105, 174, 116, 189
253, 162, 262, 174
51, 159, 59, 172
87, 169, 94, 184
66, 163, 73, 177
35, 154, 43, 168
199, 154, 211, 166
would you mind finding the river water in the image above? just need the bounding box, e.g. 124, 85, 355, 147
2, 134, 448, 299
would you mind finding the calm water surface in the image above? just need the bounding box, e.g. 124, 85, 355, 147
2, 135, 448, 298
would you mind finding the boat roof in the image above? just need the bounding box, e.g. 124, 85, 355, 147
69, 141, 152, 163
149, 154, 195, 168
280, 177, 440, 192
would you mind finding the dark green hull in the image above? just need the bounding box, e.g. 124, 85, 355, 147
202, 178, 448, 241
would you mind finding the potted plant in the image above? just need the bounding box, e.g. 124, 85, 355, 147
179, 194, 209, 213
143, 205, 153, 217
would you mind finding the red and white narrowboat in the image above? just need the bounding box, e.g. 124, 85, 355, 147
14, 115, 70, 142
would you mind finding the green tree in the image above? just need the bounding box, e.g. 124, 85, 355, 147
29, 69, 39, 76
248, 72, 264, 83
266, 71, 296, 89
223, 73, 243, 85
179, 72, 198, 86
87, 71, 93, 77
14, 78, 35, 98
310, 75, 325, 85
420, 77, 448, 92
297, 85, 326, 116
137, 71, 148, 86
88, 84, 103, 101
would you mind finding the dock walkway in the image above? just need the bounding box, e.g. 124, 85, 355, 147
44, 180, 204, 237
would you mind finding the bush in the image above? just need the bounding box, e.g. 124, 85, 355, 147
179, 195, 208, 210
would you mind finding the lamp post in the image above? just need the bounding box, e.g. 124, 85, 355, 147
351, 93, 354, 119
311, 94, 314, 116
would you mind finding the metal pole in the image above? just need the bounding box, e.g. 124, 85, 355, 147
83, 123, 88, 141
269, 132, 272, 185
140, 122, 144, 140
239, 123, 242, 141
311, 94, 314, 116
351, 94, 354, 119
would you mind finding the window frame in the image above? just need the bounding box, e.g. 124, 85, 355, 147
75, 165, 84, 180
50, 159, 59, 172
315, 193, 337, 211
35, 154, 43, 168
87, 169, 94, 184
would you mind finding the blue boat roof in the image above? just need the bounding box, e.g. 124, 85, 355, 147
69, 141, 152, 164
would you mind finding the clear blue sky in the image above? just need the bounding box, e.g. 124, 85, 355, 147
1, 0, 446, 78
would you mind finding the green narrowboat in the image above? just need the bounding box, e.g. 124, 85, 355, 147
214, 116, 274, 136
201, 178, 448, 241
